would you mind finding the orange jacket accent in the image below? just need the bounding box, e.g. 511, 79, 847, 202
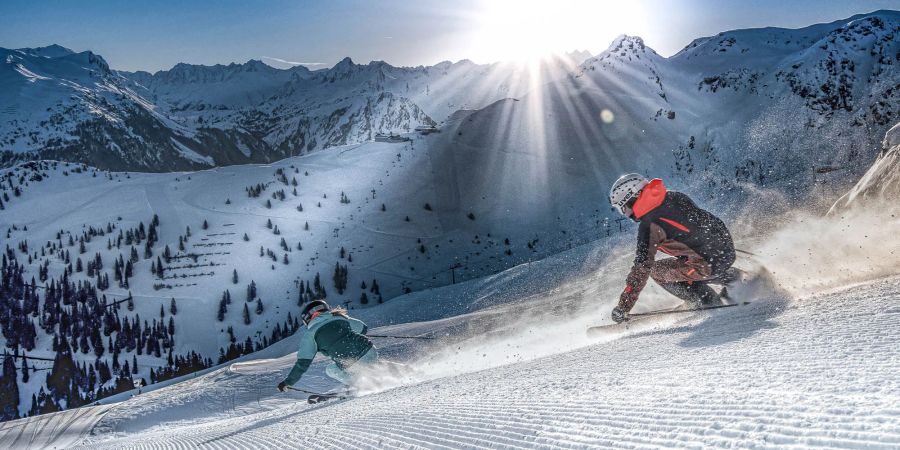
632, 178, 666, 219
658, 217, 690, 233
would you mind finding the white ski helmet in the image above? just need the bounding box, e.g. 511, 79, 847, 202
609, 173, 649, 216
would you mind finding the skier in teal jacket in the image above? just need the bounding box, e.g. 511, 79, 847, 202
277, 300, 378, 391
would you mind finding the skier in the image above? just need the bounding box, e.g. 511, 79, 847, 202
277, 300, 384, 394
608, 174, 735, 323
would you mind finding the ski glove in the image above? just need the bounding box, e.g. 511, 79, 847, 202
277, 381, 287, 392
611, 306, 628, 324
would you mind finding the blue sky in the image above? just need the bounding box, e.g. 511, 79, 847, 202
1, 0, 897, 72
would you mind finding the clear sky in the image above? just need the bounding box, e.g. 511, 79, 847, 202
1, 0, 897, 72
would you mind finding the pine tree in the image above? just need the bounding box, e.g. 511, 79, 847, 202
132, 355, 138, 374
242, 304, 251, 325
232, 269, 238, 284
217, 296, 227, 321
0, 355, 20, 421
266, 219, 273, 229
247, 281, 257, 301
46, 339, 75, 403
21, 356, 29, 383
255, 298, 264, 314
202, 219, 209, 230
160, 304, 165, 319
332, 263, 348, 294
360, 292, 369, 305
170, 298, 177, 315
243, 233, 249, 242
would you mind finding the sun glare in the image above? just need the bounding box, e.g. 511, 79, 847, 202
470, 0, 645, 64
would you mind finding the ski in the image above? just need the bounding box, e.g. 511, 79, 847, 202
586, 301, 751, 338
307, 393, 348, 404
284, 385, 353, 403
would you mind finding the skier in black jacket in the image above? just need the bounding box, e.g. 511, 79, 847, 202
608, 174, 735, 323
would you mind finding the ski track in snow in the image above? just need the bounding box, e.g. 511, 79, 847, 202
56, 276, 900, 449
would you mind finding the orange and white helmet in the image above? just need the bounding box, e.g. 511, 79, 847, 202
609, 173, 649, 217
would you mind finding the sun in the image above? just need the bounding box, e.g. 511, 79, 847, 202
469, 0, 645, 64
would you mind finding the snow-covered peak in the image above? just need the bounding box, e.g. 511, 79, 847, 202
573, 34, 668, 100
565, 49, 592, 64
431, 60, 453, 71
578, 35, 664, 71
330, 56, 356, 73
14, 44, 75, 58
149, 59, 286, 84
818, 11, 900, 47
605, 35, 654, 56
3, 45, 112, 77
673, 10, 899, 69
59, 50, 112, 73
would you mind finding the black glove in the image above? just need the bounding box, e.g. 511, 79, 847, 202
277, 381, 287, 392
611, 306, 628, 324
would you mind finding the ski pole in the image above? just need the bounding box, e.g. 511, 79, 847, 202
366, 334, 436, 340
735, 248, 757, 256
284, 386, 347, 397
629, 301, 750, 318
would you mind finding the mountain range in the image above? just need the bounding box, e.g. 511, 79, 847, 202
2, 11, 897, 178
0, 44, 587, 170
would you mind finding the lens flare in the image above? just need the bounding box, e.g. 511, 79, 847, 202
600, 109, 615, 123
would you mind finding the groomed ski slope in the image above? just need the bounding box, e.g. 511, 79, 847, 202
64, 275, 899, 449
2, 210, 896, 450
0, 205, 894, 449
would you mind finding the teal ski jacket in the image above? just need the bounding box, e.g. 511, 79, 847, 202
282, 312, 372, 386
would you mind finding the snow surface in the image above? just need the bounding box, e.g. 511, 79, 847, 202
2, 196, 899, 448
1, 127, 625, 421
